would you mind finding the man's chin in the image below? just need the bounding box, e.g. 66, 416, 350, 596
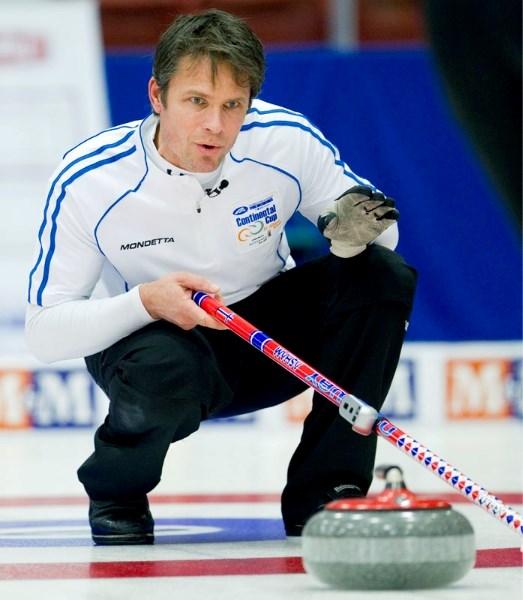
193, 157, 224, 173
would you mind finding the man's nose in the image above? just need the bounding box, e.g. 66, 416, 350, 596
203, 107, 223, 133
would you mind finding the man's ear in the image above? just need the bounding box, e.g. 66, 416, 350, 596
148, 77, 163, 113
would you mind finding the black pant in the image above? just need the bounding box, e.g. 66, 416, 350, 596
78, 246, 417, 526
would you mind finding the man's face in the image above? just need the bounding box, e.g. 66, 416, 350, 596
149, 56, 251, 172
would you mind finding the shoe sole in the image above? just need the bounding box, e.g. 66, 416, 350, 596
92, 532, 154, 546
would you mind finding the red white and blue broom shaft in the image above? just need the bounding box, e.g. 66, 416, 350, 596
193, 291, 523, 536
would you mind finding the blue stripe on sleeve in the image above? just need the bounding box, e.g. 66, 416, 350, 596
240, 119, 370, 186
31, 145, 137, 306
62, 123, 139, 159
28, 130, 136, 304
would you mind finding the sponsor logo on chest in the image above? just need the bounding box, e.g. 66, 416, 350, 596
231, 194, 282, 254
120, 237, 175, 251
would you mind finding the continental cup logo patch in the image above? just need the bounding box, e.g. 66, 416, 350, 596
232, 194, 282, 254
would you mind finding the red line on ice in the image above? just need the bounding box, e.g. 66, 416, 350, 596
0, 549, 520, 581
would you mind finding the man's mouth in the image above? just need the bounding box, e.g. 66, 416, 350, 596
198, 142, 220, 150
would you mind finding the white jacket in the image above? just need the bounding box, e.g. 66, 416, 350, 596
26, 100, 397, 362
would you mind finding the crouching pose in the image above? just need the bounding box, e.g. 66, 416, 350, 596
26, 9, 417, 544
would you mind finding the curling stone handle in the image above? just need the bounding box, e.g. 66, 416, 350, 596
375, 465, 407, 489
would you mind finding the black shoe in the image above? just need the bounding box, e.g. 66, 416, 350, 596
284, 484, 364, 537
89, 497, 154, 545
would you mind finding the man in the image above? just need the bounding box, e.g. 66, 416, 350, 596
26, 9, 416, 544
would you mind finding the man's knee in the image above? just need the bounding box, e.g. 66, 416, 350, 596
335, 245, 417, 309
106, 357, 204, 438
369, 245, 417, 303
99, 325, 230, 437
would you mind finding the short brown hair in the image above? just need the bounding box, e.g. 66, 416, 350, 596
152, 9, 266, 106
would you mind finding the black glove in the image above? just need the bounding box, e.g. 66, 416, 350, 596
317, 186, 399, 257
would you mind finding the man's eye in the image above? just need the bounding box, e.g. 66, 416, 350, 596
191, 97, 204, 105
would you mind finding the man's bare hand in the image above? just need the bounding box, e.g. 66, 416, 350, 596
139, 272, 227, 330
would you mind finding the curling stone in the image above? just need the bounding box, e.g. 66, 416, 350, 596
302, 465, 475, 590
